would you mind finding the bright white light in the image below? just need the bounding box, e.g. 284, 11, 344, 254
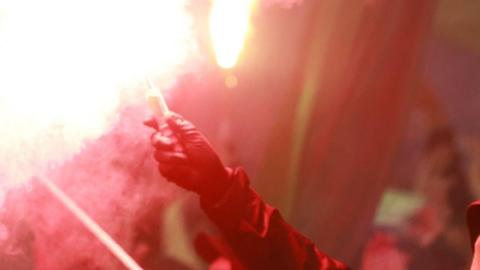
209, 0, 253, 69
0, 0, 195, 184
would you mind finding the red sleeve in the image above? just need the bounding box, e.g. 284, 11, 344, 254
467, 200, 480, 250
199, 167, 350, 270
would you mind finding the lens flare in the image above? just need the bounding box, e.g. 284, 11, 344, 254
0, 0, 195, 184
209, 0, 254, 69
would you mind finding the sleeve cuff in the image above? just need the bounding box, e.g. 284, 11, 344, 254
200, 167, 251, 230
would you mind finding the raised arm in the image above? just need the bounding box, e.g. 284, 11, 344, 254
147, 113, 349, 270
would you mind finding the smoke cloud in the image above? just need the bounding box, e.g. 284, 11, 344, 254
0, 106, 183, 269
0, 1, 196, 269
0, 0, 196, 185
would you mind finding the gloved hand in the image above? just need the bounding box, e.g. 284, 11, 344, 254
145, 113, 231, 203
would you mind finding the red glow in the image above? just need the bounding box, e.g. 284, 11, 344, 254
0, 0, 195, 185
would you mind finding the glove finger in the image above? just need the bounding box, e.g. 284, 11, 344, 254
160, 166, 198, 191
154, 150, 188, 164
166, 113, 196, 136
158, 122, 170, 133
151, 133, 175, 150
158, 163, 175, 176
143, 117, 159, 130
158, 164, 192, 180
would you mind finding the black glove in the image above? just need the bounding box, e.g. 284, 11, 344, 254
145, 113, 230, 203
